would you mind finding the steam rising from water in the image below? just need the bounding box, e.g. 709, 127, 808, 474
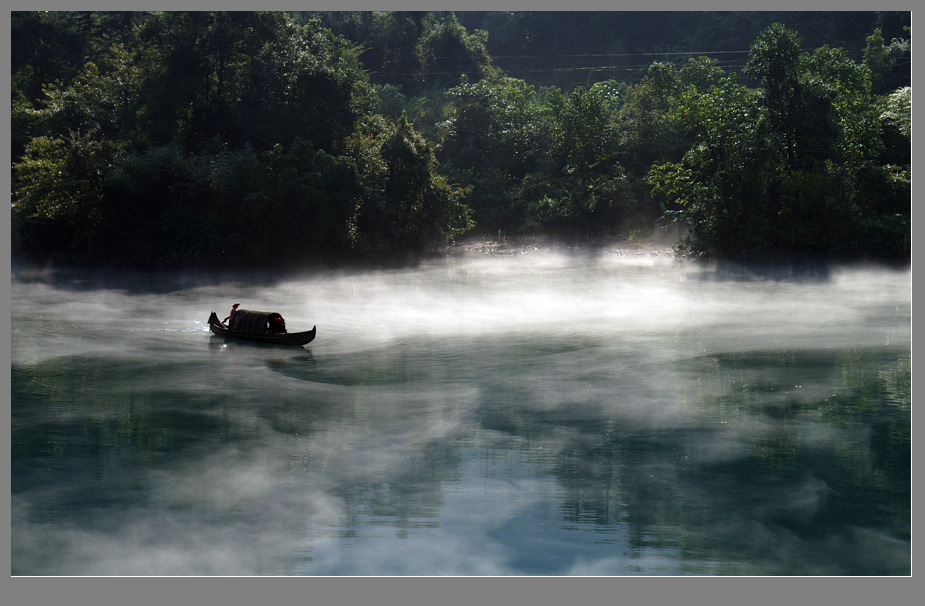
11, 250, 910, 575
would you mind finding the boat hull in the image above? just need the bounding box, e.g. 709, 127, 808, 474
208, 311, 316, 346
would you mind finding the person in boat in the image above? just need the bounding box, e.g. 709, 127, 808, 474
224, 303, 240, 327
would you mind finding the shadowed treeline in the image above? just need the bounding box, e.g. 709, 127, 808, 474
11, 11, 910, 269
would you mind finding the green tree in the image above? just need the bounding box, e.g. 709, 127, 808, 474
531, 81, 633, 237
649, 24, 909, 261
618, 70, 673, 174
255, 139, 363, 259
744, 23, 805, 169
12, 11, 390, 268
134, 12, 371, 153
419, 13, 492, 91
13, 130, 119, 264
864, 27, 911, 95
96, 144, 208, 267
348, 114, 473, 254
649, 80, 778, 259
438, 75, 554, 232
440, 74, 643, 238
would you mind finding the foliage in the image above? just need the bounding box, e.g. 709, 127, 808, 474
12, 11, 472, 268
863, 26, 911, 95
436, 74, 643, 238
647, 23, 909, 262
315, 11, 493, 97
11, 12, 911, 268
880, 86, 911, 139
130, 12, 373, 154
347, 114, 473, 254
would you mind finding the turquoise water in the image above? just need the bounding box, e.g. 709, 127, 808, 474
11, 251, 910, 575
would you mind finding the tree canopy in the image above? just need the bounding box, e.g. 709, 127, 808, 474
11, 11, 910, 268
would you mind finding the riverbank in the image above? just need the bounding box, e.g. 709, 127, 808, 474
448, 233, 679, 259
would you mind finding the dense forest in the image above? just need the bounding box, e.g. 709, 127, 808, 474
11, 11, 910, 269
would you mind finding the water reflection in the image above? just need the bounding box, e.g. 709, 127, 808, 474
11, 253, 910, 575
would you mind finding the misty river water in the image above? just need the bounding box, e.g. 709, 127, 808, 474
11, 247, 910, 575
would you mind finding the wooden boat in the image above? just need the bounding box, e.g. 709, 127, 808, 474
208, 310, 316, 346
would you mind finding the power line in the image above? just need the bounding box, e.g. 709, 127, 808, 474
371, 63, 749, 79
785, 11, 834, 47
483, 46, 864, 61
374, 41, 872, 81
727, 12, 764, 35
482, 49, 753, 60
498, 63, 750, 74
425, 44, 864, 67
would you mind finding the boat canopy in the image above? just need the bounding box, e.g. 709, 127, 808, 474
229, 309, 287, 335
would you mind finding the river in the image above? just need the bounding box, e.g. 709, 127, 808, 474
10, 247, 911, 575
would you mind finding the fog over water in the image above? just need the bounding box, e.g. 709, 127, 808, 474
11, 249, 910, 575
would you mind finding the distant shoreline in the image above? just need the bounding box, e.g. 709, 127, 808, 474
447, 233, 679, 259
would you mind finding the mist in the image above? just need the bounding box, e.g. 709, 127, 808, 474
11, 250, 910, 575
